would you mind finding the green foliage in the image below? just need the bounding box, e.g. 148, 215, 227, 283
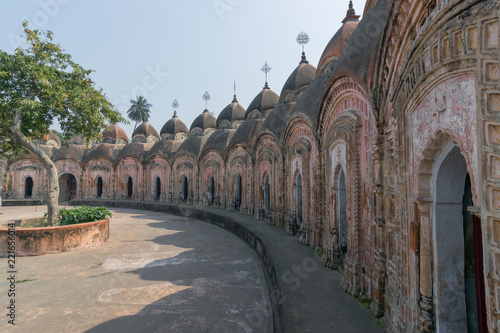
0, 21, 127, 156
59, 206, 112, 225
127, 96, 152, 130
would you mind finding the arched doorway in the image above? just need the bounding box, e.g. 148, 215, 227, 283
208, 176, 215, 205
181, 176, 188, 201
154, 176, 161, 200
295, 174, 302, 227
58, 173, 77, 202
337, 169, 348, 268
126, 176, 133, 198
235, 174, 242, 211
24, 177, 33, 198
96, 177, 103, 198
264, 174, 270, 218
432, 145, 486, 332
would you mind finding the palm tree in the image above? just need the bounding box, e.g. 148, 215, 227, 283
127, 96, 152, 131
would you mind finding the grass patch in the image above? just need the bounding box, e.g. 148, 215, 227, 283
358, 293, 372, 310
20, 218, 48, 228
375, 319, 385, 329
16, 279, 35, 283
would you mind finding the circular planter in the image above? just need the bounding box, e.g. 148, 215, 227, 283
0, 218, 109, 256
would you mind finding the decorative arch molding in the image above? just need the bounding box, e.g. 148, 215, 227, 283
55, 160, 82, 200
199, 151, 225, 207
319, 77, 371, 141
226, 146, 253, 214
144, 156, 170, 202
386, 0, 490, 117
414, 129, 482, 331
224, 145, 252, 167
115, 157, 143, 200
416, 130, 479, 205
283, 115, 315, 150
322, 115, 364, 296
83, 159, 115, 199
255, 136, 283, 224
8, 159, 46, 199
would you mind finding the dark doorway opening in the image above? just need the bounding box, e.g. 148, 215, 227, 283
154, 177, 161, 200
58, 173, 77, 202
208, 176, 215, 205
181, 176, 188, 201
126, 176, 133, 198
337, 169, 347, 268
433, 146, 486, 332
235, 174, 242, 211
96, 177, 103, 198
295, 174, 302, 226
264, 174, 270, 218
24, 177, 33, 198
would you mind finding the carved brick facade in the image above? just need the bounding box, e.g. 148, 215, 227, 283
2, 1, 498, 331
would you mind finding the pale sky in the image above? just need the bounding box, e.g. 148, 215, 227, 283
1, 0, 366, 138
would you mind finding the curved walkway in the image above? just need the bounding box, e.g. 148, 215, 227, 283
0, 206, 272, 332
72, 200, 384, 333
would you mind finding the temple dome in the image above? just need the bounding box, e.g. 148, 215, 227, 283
216, 95, 246, 129
43, 130, 61, 147
190, 109, 217, 136
160, 112, 189, 141
102, 124, 129, 144
245, 86, 279, 120
280, 53, 317, 103
132, 120, 160, 143
316, 1, 360, 76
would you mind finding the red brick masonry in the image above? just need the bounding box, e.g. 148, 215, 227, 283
0, 218, 109, 256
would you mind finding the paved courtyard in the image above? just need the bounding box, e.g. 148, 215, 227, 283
0, 206, 272, 333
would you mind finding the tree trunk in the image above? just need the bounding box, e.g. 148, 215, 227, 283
9, 110, 61, 225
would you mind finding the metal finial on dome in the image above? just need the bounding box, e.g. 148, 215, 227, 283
347, 1, 355, 15
172, 99, 179, 117
233, 80, 238, 103
343, 0, 360, 23
261, 62, 272, 89
296, 31, 310, 63
202, 91, 211, 111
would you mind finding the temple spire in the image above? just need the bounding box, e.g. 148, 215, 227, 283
342, 0, 360, 23
172, 99, 179, 118
233, 80, 238, 103
261, 62, 272, 90
296, 31, 310, 64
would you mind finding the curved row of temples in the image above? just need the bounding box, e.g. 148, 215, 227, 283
2, 1, 500, 332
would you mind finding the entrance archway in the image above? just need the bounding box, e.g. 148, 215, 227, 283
337, 169, 347, 268
432, 145, 486, 332
24, 177, 33, 198
96, 177, 103, 198
234, 174, 241, 210
264, 174, 270, 218
58, 173, 77, 202
295, 174, 302, 226
235, 174, 242, 211
208, 176, 215, 205
154, 176, 161, 200
126, 176, 133, 198
181, 176, 188, 201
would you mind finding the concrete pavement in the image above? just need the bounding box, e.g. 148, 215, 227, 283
0, 207, 272, 332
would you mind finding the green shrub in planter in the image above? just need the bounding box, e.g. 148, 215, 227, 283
59, 206, 112, 226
